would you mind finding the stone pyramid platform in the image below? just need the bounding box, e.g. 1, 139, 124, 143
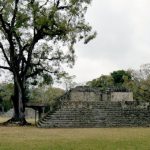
37, 86, 150, 128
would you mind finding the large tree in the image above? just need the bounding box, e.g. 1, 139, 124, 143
111, 70, 132, 85
0, 0, 96, 124
86, 75, 114, 91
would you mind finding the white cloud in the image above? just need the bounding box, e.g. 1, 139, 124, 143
66, 57, 118, 83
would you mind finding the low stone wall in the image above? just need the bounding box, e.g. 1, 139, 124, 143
111, 92, 133, 102
70, 86, 134, 102
70, 86, 102, 102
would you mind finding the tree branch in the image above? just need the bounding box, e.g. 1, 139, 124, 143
40, 56, 62, 61
39, 0, 49, 9
11, 0, 19, 28
13, 31, 22, 50
23, 30, 43, 75
30, 0, 35, 5
25, 68, 43, 79
0, 5, 17, 74
55, 0, 71, 10
56, 0, 60, 7
0, 2, 7, 12
25, 67, 57, 79
58, 6, 71, 10
0, 13, 9, 33
0, 42, 11, 66
0, 65, 11, 71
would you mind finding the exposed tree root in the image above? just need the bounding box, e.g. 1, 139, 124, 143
1, 118, 32, 126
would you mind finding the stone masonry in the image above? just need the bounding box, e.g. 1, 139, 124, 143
37, 86, 150, 128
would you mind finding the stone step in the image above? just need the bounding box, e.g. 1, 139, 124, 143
38, 121, 106, 126
59, 107, 122, 110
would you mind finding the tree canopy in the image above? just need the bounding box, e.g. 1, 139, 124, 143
86, 75, 114, 91
0, 0, 96, 81
87, 70, 132, 91
111, 70, 132, 85
0, 0, 96, 124
87, 66, 150, 102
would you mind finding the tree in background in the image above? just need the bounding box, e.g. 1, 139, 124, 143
86, 75, 114, 91
0, 81, 64, 112
61, 74, 77, 91
87, 70, 133, 91
130, 64, 150, 101
0, 0, 96, 124
0, 83, 13, 111
111, 70, 132, 86
30, 86, 64, 105
87, 65, 150, 102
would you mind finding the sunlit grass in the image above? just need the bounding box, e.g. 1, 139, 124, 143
0, 117, 8, 123
0, 125, 150, 150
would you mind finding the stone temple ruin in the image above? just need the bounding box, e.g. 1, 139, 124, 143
37, 86, 150, 128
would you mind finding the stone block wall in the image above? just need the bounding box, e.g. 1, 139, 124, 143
111, 92, 133, 102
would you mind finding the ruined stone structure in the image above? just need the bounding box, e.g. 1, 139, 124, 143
37, 86, 150, 128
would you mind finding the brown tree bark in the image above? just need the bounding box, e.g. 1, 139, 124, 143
4, 76, 30, 125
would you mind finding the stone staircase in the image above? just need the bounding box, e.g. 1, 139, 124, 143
37, 87, 150, 128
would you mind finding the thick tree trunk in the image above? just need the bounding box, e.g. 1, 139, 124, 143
4, 76, 30, 125
12, 82, 19, 119
13, 77, 26, 123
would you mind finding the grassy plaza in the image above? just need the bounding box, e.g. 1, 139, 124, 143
0, 126, 150, 150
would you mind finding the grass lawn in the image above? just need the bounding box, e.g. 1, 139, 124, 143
0, 126, 150, 150
0, 117, 150, 150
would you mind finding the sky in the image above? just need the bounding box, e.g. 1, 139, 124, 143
65, 0, 150, 84
1, 0, 150, 86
